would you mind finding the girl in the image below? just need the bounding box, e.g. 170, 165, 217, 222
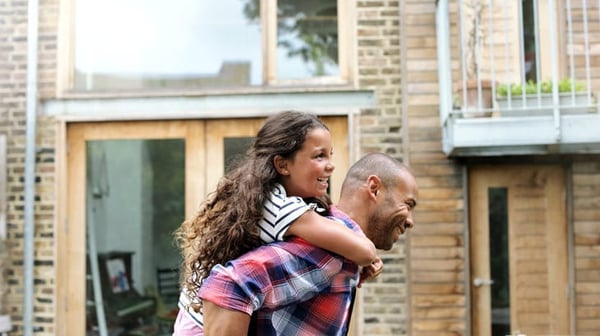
174, 110, 381, 333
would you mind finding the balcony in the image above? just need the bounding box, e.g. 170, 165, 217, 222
436, 0, 600, 157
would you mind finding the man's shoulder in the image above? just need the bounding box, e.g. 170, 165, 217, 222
329, 206, 363, 234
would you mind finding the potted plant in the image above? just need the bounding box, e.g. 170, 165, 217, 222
496, 78, 595, 116
453, 0, 495, 118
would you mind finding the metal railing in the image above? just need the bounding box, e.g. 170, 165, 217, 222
437, 0, 599, 124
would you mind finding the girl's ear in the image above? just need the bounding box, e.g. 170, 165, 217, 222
273, 155, 289, 175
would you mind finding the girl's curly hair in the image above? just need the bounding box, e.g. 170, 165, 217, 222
174, 110, 329, 311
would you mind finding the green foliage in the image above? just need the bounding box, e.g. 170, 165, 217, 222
497, 78, 584, 97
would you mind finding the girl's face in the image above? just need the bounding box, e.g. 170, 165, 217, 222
277, 127, 335, 198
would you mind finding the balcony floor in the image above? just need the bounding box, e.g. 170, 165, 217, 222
443, 113, 600, 156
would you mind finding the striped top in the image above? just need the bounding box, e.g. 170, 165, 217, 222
258, 183, 310, 243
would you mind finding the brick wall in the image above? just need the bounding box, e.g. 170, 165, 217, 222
1, 0, 27, 333
1, 135, 7, 317
356, 0, 403, 158
355, 1, 409, 335
0, 0, 58, 334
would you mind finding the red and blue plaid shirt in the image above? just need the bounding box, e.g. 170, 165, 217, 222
198, 206, 361, 336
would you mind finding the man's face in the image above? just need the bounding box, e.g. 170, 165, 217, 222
366, 173, 418, 250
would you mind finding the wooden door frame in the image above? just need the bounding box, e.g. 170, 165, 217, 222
468, 165, 570, 336
57, 120, 205, 336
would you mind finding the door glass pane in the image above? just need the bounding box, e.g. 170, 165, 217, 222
224, 137, 253, 173
74, 0, 262, 91
85, 139, 184, 334
277, 0, 339, 79
488, 187, 511, 336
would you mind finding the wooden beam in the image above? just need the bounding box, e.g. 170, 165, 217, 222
0, 135, 6, 240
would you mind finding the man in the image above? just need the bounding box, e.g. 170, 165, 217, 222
199, 153, 418, 335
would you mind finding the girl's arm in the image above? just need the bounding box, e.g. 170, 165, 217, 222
284, 210, 377, 266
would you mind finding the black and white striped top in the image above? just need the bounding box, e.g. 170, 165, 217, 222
258, 183, 310, 243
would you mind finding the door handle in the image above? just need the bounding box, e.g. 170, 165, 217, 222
473, 278, 495, 287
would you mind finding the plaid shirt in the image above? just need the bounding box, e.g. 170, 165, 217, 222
198, 206, 361, 336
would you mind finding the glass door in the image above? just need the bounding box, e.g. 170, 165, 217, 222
62, 121, 205, 336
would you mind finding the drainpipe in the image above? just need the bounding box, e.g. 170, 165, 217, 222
547, 0, 561, 142
436, 0, 453, 157
436, 0, 452, 127
24, 0, 40, 334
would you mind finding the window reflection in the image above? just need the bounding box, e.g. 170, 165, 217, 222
75, 0, 262, 90
224, 137, 253, 173
522, 0, 537, 81
277, 0, 339, 79
488, 187, 510, 336
74, 0, 342, 91
85, 139, 184, 333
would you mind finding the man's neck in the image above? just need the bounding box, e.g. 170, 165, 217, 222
334, 200, 368, 233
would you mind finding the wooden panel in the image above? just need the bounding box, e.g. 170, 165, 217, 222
55, 121, 68, 336
184, 122, 206, 217
544, 166, 569, 334
509, 173, 550, 333
0, 135, 5, 239
65, 123, 87, 336
320, 116, 349, 203
572, 161, 600, 335
469, 169, 492, 336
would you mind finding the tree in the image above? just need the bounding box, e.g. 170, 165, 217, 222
241, 0, 338, 76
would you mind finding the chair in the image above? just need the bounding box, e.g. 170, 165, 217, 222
154, 267, 180, 334
96, 251, 157, 328
156, 267, 180, 311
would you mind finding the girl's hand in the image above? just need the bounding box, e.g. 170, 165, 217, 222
358, 256, 383, 288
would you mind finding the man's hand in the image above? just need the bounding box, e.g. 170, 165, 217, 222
203, 301, 251, 336
358, 256, 383, 288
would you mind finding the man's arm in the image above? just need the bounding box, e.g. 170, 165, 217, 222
202, 301, 251, 336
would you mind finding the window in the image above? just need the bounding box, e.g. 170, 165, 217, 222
71, 0, 349, 92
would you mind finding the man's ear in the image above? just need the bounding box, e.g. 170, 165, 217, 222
367, 175, 381, 200
273, 155, 289, 175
